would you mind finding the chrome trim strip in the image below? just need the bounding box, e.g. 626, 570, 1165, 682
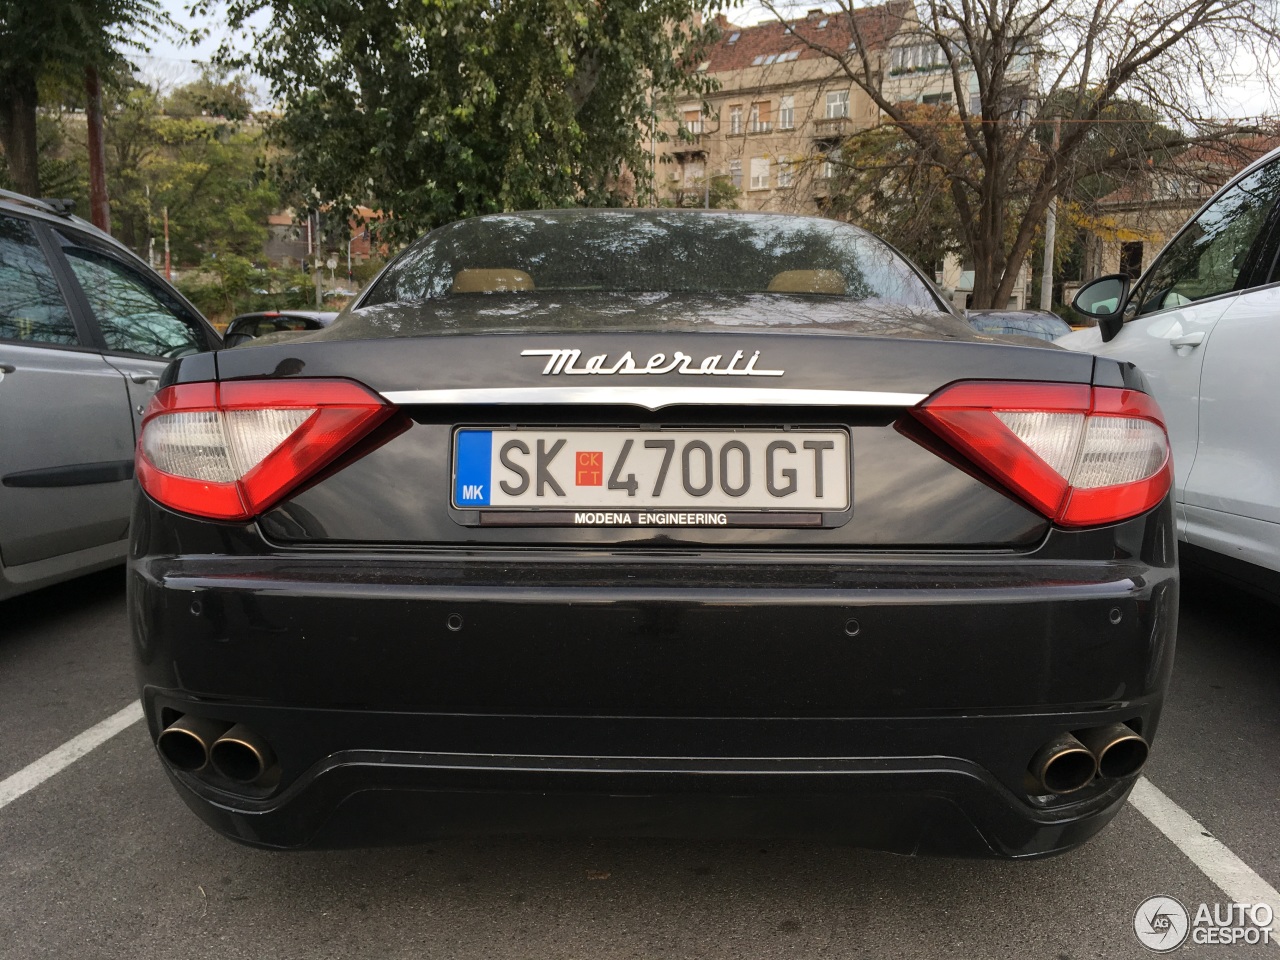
380, 387, 927, 411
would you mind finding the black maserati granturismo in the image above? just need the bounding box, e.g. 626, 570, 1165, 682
129, 210, 1177, 856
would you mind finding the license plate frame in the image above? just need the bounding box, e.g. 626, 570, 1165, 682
450, 425, 853, 529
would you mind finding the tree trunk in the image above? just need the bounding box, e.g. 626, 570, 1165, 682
0, 74, 41, 197
85, 64, 111, 233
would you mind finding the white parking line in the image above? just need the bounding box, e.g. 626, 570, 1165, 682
1130, 776, 1280, 939
0, 701, 144, 811
2, 703, 1278, 935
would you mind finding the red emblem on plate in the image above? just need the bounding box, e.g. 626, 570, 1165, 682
575, 451, 603, 486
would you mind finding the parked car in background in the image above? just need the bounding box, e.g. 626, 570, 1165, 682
967, 308, 1073, 342
1062, 146, 1280, 602
0, 190, 220, 601
223, 310, 337, 347
132, 210, 1176, 857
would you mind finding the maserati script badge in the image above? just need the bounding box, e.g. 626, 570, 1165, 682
521, 348, 784, 377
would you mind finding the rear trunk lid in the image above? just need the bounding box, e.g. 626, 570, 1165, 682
213, 314, 1093, 550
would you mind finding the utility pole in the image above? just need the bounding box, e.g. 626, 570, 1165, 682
1040, 117, 1061, 312
163, 206, 171, 280
313, 211, 324, 309
84, 65, 111, 234
650, 87, 658, 207
145, 183, 154, 269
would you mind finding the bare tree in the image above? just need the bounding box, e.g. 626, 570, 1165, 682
763, 0, 1280, 307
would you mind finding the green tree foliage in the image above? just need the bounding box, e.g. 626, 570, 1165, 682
209, 0, 722, 240
665, 173, 741, 209
161, 66, 255, 121
0, 107, 87, 200
93, 77, 277, 264
0, 0, 171, 196
822, 110, 966, 272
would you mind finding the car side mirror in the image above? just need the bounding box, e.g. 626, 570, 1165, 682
1071, 274, 1131, 343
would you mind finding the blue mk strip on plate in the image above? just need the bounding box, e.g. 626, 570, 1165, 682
454, 430, 493, 506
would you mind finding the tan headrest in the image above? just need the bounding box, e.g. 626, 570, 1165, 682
450, 268, 535, 294
767, 269, 846, 295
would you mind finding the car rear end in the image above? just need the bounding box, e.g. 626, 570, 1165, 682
128, 212, 1177, 857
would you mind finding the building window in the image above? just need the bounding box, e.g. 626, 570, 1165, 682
825, 90, 849, 119
727, 31, 741, 43
777, 157, 794, 188
969, 93, 982, 115
822, 146, 841, 180
778, 95, 794, 130
922, 92, 952, 106
749, 157, 770, 190
682, 108, 702, 134
749, 101, 771, 133
891, 43, 944, 73
1120, 242, 1144, 279
729, 159, 742, 188
729, 105, 743, 134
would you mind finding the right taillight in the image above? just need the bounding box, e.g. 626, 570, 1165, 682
909, 380, 1172, 527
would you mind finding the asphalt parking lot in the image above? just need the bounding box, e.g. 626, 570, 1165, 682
1, 568, 1277, 959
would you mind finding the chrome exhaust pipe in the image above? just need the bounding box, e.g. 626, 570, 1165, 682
1077, 723, 1149, 779
210, 724, 276, 783
157, 716, 230, 772
1029, 731, 1098, 795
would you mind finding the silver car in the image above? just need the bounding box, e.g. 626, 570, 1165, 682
0, 191, 220, 600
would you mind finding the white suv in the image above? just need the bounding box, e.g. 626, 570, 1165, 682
1060, 147, 1280, 600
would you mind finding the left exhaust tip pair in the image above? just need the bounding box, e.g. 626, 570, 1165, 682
157, 716, 276, 784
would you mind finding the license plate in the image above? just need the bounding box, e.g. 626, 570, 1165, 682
452, 428, 849, 524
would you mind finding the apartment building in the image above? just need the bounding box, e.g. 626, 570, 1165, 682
1077, 136, 1280, 296
656, 5, 1044, 308
657, 4, 909, 213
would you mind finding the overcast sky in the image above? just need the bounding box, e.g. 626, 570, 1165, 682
140, 0, 1274, 120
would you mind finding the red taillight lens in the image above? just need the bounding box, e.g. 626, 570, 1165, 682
909, 380, 1172, 528
136, 379, 395, 521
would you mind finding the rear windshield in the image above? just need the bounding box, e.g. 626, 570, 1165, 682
362, 211, 939, 310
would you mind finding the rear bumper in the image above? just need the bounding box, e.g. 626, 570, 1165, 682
142, 697, 1146, 857
129, 503, 1178, 857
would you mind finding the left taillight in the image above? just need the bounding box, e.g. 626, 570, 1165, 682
136, 379, 396, 521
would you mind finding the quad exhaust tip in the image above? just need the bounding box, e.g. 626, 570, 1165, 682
1028, 723, 1150, 796
1029, 731, 1098, 795
1077, 722, 1150, 779
157, 715, 277, 785
157, 716, 231, 772
209, 723, 277, 784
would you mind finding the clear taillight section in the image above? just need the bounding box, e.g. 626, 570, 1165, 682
136, 379, 395, 521
910, 381, 1172, 528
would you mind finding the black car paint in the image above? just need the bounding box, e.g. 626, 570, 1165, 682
134, 331, 1173, 856
131, 496, 1176, 855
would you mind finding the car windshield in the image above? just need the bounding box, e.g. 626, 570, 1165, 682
362, 211, 939, 310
